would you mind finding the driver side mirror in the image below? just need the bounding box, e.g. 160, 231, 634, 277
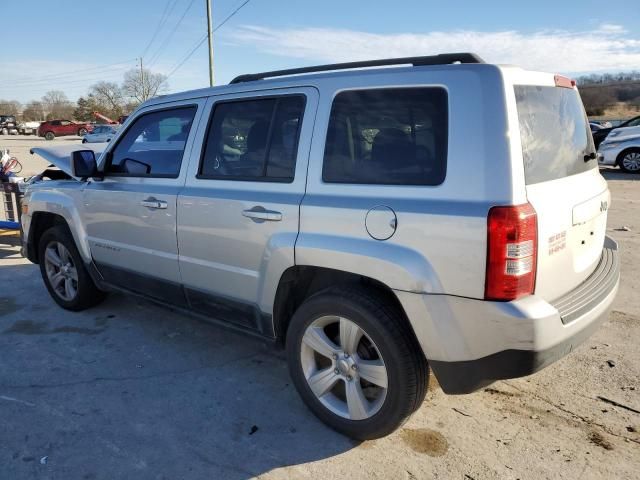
71, 150, 98, 179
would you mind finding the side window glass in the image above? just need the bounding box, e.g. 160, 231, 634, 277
322, 88, 448, 186
107, 106, 196, 177
199, 95, 305, 182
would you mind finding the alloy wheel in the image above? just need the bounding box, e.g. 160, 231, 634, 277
44, 241, 78, 302
300, 315, 388, 420
622, 152, 640, 172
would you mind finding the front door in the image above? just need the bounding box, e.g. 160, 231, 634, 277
177, 88, 318, 333
82, 100, 204, 304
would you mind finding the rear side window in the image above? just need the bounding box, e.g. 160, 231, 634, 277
107, 106, 196, 178
515, 86, 596, 185
199, 95, 305, 182
322, 88, 448, 185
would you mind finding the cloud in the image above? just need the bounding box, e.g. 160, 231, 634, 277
227, 23, 640, 74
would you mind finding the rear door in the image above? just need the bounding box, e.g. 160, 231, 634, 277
512, 81, 609, 300
82, 100, 204, 304
60, 120, 73, 136
177, 88, 317, 332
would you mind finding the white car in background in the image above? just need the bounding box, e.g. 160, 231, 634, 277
82, 125, 118, 144
598, 132, 640, 173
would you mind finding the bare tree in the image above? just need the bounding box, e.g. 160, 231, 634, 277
89, 81, 126, 117
0, 100, 22, 116
22, 101, 46, 121
122, 68, 168, 104
42, 90, 75, 119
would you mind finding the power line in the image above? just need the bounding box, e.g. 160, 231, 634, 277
147, 0, 197, 68
140, 0, 175, 59
0, 59, 136, 87
3, 71, 131, 91
0, 65, 131, 88
165, 0, 253, 80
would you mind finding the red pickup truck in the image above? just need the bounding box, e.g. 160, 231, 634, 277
37, 120, 93, 140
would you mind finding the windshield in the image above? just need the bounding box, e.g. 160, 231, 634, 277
515, 85, 596, 185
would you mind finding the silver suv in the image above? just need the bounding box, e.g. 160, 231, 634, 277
21, 54, 620, 439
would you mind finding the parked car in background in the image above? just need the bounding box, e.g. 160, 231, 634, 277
18, 121, 40, 135
592, 115, 640, 148
37, 120, 93, 140
598, 132, 640, 173
82, 124, 118, 143
590, 122, 603, 133
0, 115, 18, 135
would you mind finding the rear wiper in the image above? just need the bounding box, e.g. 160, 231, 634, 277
584, 151, 596, 162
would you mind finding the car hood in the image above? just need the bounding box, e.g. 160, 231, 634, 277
30, 144, 106, 180
607, 125, 640, 139
601, 132, 640, 146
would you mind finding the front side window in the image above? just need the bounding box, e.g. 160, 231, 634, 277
106, 106, 196, 177
322, 88, 448, 185
199, 96, 305, 182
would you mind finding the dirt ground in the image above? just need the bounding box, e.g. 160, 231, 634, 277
1, 135, 639, 479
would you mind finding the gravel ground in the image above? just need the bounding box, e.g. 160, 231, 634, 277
0, 135, 639, 479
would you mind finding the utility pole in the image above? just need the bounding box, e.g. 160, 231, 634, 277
206, 0, 214, 86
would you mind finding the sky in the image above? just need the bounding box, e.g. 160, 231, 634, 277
1, 0, 640, 104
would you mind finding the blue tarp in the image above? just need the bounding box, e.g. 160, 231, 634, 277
0, 220, 20, 230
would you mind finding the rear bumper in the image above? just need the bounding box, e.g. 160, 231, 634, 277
395, 236, 620, 394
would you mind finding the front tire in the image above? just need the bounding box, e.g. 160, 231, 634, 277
618, 148, 640, 173
286, 286, 428, 440
78, 128, 88, 136
38, 225, 106, 311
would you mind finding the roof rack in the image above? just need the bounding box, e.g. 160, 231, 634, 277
229, 52, 485, 84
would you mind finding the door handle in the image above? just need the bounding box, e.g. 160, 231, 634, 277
242, 206, 282, 222
140, 197, 168, 209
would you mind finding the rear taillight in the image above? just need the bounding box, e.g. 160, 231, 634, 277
485, 203, 538, 301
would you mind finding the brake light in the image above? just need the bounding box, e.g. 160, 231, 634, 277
485, 203, 538, 301
554, 75, 576, 88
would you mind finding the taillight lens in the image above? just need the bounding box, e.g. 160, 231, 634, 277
485, 203, 538, 301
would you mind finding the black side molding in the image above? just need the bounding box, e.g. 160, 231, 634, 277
230, 53, 485, 84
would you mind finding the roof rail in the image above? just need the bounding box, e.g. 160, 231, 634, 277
229, 52, 485, 84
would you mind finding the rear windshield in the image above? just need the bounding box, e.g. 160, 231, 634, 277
515, 85, 596, 185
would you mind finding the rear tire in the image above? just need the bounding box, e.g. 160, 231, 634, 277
44, 131, 55, 141
617, 148, 640, 173
78, 128, 88, 136
286, 285, 428, 440
38, 225, 106, 311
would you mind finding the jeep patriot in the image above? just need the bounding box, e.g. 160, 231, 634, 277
21, 53, 620, 439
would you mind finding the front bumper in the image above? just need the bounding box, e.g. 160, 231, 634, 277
396, 236, 620, 394
598, 151, 617, 166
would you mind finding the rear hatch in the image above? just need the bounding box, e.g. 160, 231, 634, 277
514, 82, 609, 301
